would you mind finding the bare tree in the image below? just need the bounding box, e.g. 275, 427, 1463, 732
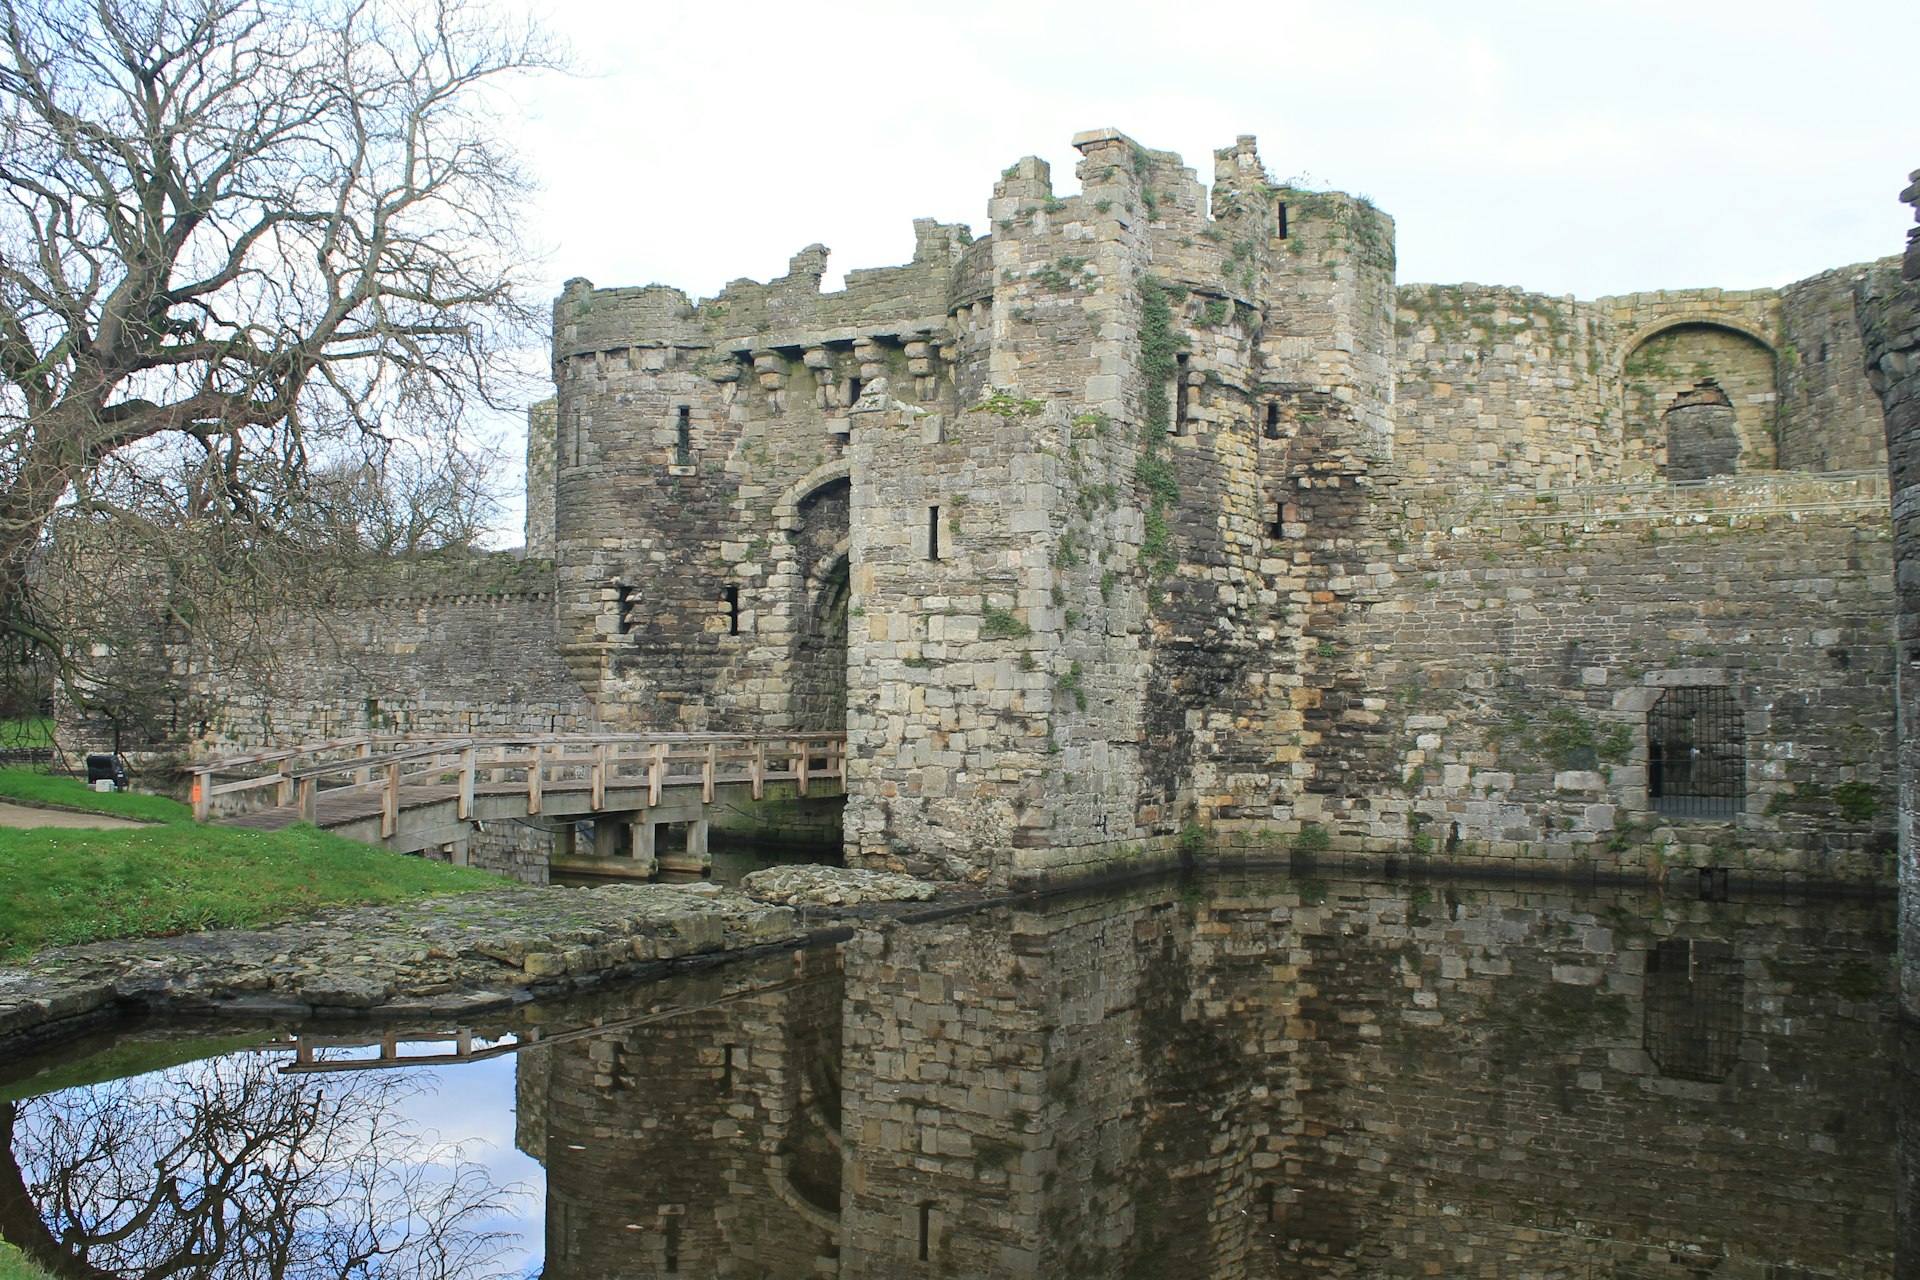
0, 1054, 529, 1278
0, 0, 552, 704
298, 436, 505, 557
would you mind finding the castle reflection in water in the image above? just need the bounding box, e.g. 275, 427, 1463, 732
514, 872, 1895, 1278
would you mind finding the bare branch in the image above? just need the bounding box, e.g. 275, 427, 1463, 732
3, 1055, 528, 1278
0, 0, 558, 707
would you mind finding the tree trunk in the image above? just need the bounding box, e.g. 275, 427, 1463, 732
0, 1100, 120, 1280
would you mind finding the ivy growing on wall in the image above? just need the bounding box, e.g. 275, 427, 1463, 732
1136, 277, 1182, 586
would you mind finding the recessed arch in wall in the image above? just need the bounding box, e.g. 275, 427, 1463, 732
1621, 311, 1775, 358
1621, 321, 1779, 479
771, 458, 853, 534
791, 477, 852, 586
787, 474, 852, 734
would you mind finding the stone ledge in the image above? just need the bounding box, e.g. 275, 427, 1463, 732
0, 881, 833, 1058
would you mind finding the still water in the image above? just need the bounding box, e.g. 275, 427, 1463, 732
0, 871, 1897, 1278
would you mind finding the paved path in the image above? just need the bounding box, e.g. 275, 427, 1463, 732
0, 800, 140, 830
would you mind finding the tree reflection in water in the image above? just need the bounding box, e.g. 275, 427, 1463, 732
0, 1054, 526, 1279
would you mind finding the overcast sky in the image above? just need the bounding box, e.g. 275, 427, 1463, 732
516, 0, 1916, 300
488, 0, 1919, 534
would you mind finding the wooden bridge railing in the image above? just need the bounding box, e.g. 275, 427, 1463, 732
259, 967, 818, 1075
190, 732, 848, 834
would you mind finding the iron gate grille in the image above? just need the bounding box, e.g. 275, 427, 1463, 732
1647, 686, 1744, 820
1644, 938, 1744, 1082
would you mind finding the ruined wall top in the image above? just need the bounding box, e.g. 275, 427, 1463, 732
553, 219, 974, 366
1903, 167, 1920, 281
551, 128, 1394, 367
554, 129, 1910, 363
543, 128, 1890, 493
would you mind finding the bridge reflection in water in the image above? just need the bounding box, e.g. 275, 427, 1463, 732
1, 872, 1900, 1278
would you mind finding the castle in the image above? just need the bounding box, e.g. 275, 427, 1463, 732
526, 128, 1899, 887
153, 129, 1907, 891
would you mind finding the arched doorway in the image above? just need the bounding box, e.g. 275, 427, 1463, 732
1662, 379, 1740, 481
798, 553, 850, 732
791, 477, 850, 733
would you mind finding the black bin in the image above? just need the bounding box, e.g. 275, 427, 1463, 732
85, 753, 128, 792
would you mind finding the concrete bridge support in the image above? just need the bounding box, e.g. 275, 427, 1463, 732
563, 809, 712, 880
623, 812, 708, 877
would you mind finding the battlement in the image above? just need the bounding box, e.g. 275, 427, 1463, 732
554, 222, 975, 369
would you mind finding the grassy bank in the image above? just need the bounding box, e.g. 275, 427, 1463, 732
0, 822, 504, 960
0, 1242, 53, 1280
0, 767, 193, 824
0, 717, 53, 748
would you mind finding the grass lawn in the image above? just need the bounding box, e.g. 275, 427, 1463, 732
0, 821, 505, 961
0, 716, 53, 748
0, 1242, 52, 1280
0, 767, 194, 824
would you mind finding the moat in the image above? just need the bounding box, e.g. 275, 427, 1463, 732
0, 869, 1896, 1278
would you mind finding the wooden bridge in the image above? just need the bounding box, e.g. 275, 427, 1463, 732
190, 732, 846, 876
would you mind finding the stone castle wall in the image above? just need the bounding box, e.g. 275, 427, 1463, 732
1170, 468, 1899, 888
1393, 284, 1617, 487
538, 129, 1416, 886
547, 221, 968, 734
1853, 171, 1919, 1274
1391, 270, 1893, 492
524, 398, 557, 559
465, 817, 554, 885
1782, 265, 1892, 472
187, 561, 590, 752
1328, 476, 1898, 885
1856, 173, 1920, 1013
56, 555, 592, 760
844, 135, 1163, 879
